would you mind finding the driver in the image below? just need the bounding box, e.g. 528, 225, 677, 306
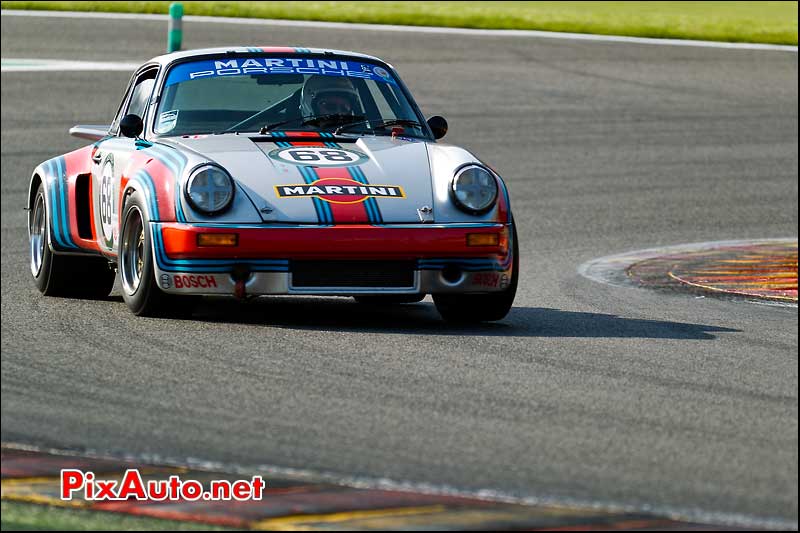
300, 75, 359, 117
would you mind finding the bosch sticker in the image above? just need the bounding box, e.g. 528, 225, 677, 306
472, 272, 501, 288
173, 275, 218, 289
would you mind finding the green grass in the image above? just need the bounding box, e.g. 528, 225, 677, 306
0, 500, 232, 531
1, 1, 797, 45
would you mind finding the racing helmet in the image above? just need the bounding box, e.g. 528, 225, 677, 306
300, 75, 359, 117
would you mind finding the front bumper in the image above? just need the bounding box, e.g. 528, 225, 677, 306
150, 223, 514, 296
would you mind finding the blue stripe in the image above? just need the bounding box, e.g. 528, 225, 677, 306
346, 166, 374, 222
55, 157, 77, 247
347, 165, 383, 225
46, 160, 67, 249
147, 143, 187, 222
307, 167, 333, 225
298, 166, 332, 225
130, 171, 160, 220
51, 158, 77, 248
297, 165, 324, 223
418, 251, 512, 271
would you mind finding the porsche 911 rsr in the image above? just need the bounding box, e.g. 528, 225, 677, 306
27, 46, 517, 322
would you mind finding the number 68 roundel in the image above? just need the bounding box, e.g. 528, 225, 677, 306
268, 146, 370, 167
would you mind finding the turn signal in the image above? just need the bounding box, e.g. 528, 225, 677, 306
466, 233, 499, 247
197, 233, 238, 247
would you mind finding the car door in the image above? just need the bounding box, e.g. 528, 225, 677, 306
92, 66, 159, 254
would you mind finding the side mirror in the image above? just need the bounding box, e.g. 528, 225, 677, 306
427, 115, 448, 139
119, 114, 144, 138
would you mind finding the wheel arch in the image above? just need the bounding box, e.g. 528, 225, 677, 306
28, 163, 67, 253
28, 172, 43, 212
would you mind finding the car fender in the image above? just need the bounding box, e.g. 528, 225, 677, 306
427, 142, 511, 224
29, 145, 100, 254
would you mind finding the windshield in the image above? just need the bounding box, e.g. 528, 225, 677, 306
155, 56, 428, 138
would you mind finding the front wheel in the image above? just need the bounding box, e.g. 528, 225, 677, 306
29, 182, 115, 298
433, 223, 519, 323
119, 190, 195, 317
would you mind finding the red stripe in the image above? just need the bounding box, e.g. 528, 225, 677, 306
495, 179, 509, 223
120, 152, 178, 221
313, 167, 370, 224
259, 47, 297, 53
160, 224, 509, 260
284, 131, 325, 138
286, 140, 371, 224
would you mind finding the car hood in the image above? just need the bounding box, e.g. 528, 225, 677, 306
164, 135, 433, 224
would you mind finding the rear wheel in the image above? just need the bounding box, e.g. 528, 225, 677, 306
29, 182, 115, 298
433, 222, 519, 323
119, 190, 195, 317
353, 294, 425, 305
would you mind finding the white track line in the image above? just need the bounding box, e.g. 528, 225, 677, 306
1, 9, 797, 52
1, 58, 139, 72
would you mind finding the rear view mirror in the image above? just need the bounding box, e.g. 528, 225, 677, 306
427, 116, 448, 139
120, 114, 144, 138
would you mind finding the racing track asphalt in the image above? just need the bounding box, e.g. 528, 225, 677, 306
1, 13, 797, 525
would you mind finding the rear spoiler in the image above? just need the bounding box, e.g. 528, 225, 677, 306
69, 125, 110, 142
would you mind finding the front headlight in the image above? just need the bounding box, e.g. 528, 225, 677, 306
450, 164, 498, 214
185, 164, 234, 215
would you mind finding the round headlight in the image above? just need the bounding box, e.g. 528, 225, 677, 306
450, 165, 498, 214
185, 164, 234, 215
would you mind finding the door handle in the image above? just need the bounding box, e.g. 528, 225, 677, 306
91, 152, 103, 163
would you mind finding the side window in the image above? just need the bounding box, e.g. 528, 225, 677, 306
111, 67, 158, 136
127, 76, 156, 118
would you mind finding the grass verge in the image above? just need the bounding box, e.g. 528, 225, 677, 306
1, 1, 797, 45
0, 500, 232, 531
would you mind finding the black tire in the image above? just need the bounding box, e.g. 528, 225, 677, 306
433, 222, 519, 323
353, 294, 425, 305
29, 182, 115, 299
119, 190, 195, 317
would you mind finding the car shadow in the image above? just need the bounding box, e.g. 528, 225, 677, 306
187, 297, 739, 340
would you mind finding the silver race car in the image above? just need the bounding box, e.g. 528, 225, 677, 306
27, 47, 517, 322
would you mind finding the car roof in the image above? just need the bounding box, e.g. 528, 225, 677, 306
149, 46, 388, 67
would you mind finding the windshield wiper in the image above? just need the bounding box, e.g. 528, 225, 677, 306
334, 118, 424, 135
260, 114, 366, 134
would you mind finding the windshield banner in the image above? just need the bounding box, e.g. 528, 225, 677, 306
165, 58, 397, 87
